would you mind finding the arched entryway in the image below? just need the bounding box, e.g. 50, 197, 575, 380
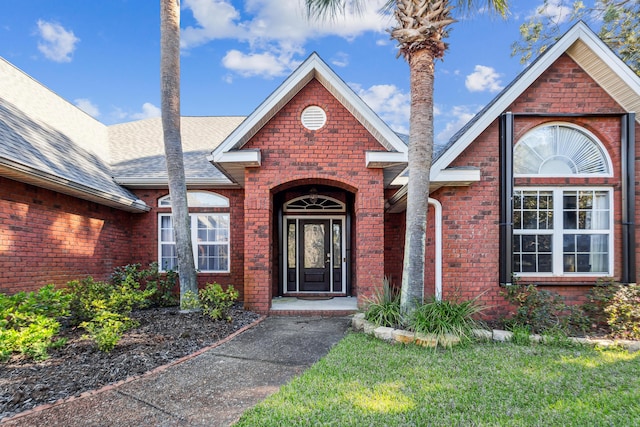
274, 184, 354, 297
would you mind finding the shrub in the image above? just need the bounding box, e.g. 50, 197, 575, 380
80, 309, 136, 352
501, 283, 566, 334
66, 273, 151, 352
583, 279, 621, 329
111, 262, 178, 308
605, 283, 640, 339
66, 276, 151, 325
407, 296, 486, 347
199, 283, 238, 321
363, 277, 402, 328
0, 285, 70, 361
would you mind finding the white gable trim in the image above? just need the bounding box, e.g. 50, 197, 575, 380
431, 21, 640, 180
210, 53, 407, 185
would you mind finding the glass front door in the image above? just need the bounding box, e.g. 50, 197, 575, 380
285, 217, 344, 293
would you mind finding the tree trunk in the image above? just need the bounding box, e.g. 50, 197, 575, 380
400, 48, 435, 314
160, 0, 198, 310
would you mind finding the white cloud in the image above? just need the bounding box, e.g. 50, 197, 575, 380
35, 20, 79, 63
465, 65, 503, 93
352, 83, 410, 134
436, 105, 477, 144
222, 48, 301, 78
181, 0, 391, 78
331, 52, 349, 67
131, 103, 162, 120
530, 0, 572, 25
74, 98, 100, 118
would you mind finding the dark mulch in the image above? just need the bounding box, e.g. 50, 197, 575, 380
0, 305, 261, 420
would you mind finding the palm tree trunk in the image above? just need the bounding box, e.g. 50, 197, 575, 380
160, 0, 198, 310
401, 48, 435, 314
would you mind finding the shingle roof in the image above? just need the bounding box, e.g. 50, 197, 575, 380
0, 96, 148, 211
109, 116, 245, 186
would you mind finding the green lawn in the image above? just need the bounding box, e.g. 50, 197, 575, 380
235, 333, 640, 426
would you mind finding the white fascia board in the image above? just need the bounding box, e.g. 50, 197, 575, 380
313, 62, 408, 154
211, 55, 319, 159
432, 168, 481, 184
0, 159, 150, 212
211, 149, 261, 167
211, 53, 407, 161
365, 151, 408, 168
431, 22, 599, 177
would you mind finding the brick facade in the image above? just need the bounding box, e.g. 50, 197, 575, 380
129, 188, 246, 297
0, 176, 134, 294
240, 79, 386, 313
412, 54, 639, 318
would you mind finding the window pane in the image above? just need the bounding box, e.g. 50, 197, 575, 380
196, 214, 230, 271
333, 222, 341, 269
287, 223, 296, 269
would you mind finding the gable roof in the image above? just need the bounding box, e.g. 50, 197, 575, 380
387, 21, 640, 213
432, 21, 640, 177
210, 52, 408, 187
0, 57, 149, 212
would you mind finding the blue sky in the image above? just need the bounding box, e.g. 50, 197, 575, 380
0, 1, 595, 144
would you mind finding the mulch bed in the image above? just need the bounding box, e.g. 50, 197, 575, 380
0, 305, 261, 420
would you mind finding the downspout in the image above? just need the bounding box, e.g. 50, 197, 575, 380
428, 197, 443, 301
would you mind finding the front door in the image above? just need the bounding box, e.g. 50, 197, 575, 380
284, 216, 345, 294
299, 219, 331, 291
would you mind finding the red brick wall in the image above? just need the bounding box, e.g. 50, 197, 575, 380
0, 177, 134, 294
130, 188, 245, 297
430, 54, 633, 318
241, 79, 386, 313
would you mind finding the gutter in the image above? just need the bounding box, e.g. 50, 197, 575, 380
0, 158, 150, 213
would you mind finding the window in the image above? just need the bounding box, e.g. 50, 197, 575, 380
514, 124, 611, 177
159, 214, 230, 273
158, 191, 230, 273
513, 188, 612, 276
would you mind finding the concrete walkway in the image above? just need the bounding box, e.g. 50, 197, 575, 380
2, 316, 351, 427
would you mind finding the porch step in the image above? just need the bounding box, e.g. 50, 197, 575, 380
269, 297, 358, 317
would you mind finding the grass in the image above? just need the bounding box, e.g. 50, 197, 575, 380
235, 333, 640, 426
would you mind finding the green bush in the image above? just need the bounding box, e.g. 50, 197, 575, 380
66, 276, 151, 325
502, 282, 596, 336
605, 283, 640, 339
407, 296, 486, 347
583, 279, 621, 329
199, 283, 238, 321
0, 285, 70, 361
80, 308, 136, 352
363, 277, 402, 328
111, 262, 178, 308
66, 273, 152, 352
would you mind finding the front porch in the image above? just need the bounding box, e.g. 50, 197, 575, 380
269, 296, 358, 316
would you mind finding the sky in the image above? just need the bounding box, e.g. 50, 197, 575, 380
0, 0, 598, 145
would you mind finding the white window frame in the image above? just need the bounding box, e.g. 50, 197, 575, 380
158, 213, 230, 273
513, 187, 614, 278
514, 123, 613, 178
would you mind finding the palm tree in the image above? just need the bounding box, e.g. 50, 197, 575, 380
306, 0, 508, 314
160, 0, 199, 311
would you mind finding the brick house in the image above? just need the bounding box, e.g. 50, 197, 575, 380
1, 22, 638, 317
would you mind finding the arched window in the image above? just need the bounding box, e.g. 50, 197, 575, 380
158, 191, 229, 208
284, 194, 345, 212
512, 124, 613, 277
514, 124, 611, 176
158, 191, 230, 273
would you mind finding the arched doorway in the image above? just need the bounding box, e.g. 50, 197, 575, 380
276, 185, 353, 296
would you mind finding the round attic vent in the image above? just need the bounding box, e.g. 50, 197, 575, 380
301, 106, 327, 130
